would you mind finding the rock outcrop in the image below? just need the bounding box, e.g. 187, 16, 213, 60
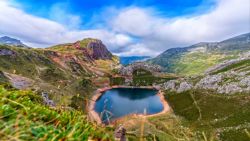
162, 79, 193, 93
0, 48, 16, 56
119, 62, 162, 76
177, 81, 193, 93
206, 56, 250, 74
42, 92, 55, 107
73, 39, 113, 60
162, 71, 250, 94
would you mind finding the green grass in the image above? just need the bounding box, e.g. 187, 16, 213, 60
0, 45, 60, 78
48, 38, 98, 53
0, 85, 113, 140
0, 45, 99, 106
164, 90, 250, 141
148, 48, 241, 76
110, 76, 125, 85
212, 59, 250, 74
132, 69, 177, 86
173, 52, 235, 76
0, 71, 8, 84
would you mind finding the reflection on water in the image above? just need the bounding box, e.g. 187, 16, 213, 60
94, 88, 163, 123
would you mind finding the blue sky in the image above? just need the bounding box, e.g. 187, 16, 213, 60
0, 0, 249, 56
13, 0, 216, 29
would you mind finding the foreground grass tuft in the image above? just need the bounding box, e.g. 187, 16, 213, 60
0, 85, 113, 141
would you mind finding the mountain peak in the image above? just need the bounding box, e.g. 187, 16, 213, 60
0, 36, 28, 47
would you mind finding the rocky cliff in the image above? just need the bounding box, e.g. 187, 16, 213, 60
72, 39, 113, 60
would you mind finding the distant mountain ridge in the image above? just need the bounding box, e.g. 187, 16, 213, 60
119, 56, 150, 65
0, 36, 28, 47
148, 33, 250, 75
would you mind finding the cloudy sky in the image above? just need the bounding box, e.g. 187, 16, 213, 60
0, 0, 249, 56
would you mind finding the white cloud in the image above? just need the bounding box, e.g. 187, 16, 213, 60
49, 2, 82, 29
0, 0, 249, 56
0, 0, 132, 51
111, 0, 250, 56
114, 43, 158, 56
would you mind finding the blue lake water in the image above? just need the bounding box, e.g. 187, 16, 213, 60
94, 88, 164, 122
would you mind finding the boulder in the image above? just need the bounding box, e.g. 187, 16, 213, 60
195, 74, 223, 90
177, 81, 193, 93
218, 83, 243, 94
0, 49, 16, 56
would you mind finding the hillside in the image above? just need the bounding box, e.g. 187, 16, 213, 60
0, 85, 113, 140
0, 38, 119, 107
0, 35, 250, 141
115, 56, 250, 141
148, 33, 250, 76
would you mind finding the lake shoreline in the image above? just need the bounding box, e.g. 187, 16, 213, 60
87, 85, 171, 125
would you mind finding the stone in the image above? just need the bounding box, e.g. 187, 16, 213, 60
114, 125, 126, 141
195, 74, 223, 90
119, 62, 162, 76
42, 92, 55, 107
217, 83, 243, 94
239, 76, 250, 87
0, 49, 16, 56
177, 81, 193, 93
162, 80, 177, 91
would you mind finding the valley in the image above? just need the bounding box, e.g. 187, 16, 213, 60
0, 33, 250, 141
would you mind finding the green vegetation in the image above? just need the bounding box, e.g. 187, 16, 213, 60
148, 33, 250, 75
132, 69, 176, 86
110, 76, 125, 85
124, 86, 250, 140
0, 85, 113, 140
172, 52, 234, 76
0, 45, 55, 78
0, 71, 8, 84
149, 50, 239, 76
1, 34, 250, 140
212, 59, 250, 74
164, 90, 250, 141
79, 38, 98, 48
49, 38, 98, 53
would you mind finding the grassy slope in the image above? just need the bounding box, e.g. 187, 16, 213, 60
211, 59, 250, 75
164, 90, 250, 141
172, 51, 237, 76
0, 85, 113, 140
0, 41, 119, 108
123, 89, 250, 141
0, 45, 90, 106
149, 49, 240, 76
149, 33, 250, 76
